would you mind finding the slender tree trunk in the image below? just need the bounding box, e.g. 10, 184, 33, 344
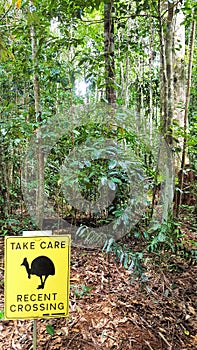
165, 1, 174, 143
149, 20, 154, 144
158, 0, 175, 221
125, 55, 130, 107
173, 7, 186, 170
30, 1, 44, 229
125, 17, 132, 108
158, 0, 168, 130
1, 147, 10, 217
117, 30, 124, 100
104, 1, 116, 110
176, 16, 196, 216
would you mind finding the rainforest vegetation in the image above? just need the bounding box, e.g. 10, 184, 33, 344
0, 0, 197, 349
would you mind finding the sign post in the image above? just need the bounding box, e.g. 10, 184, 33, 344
22, 231, 53, 350
5, 234, 70, 320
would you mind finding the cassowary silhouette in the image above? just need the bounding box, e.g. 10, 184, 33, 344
21, 256, 55, 289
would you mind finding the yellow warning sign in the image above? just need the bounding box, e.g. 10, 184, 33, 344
5, 235, 71, 320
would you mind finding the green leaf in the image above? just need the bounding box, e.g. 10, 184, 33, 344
46, 324, 55, 336
184, 329, 189, 336
101, 177, 108, 185
110, 177, 122, 184
0, 309, 4, 319
108, 180, 116, 191
105, 237, 115, 253
76, 225, 88, 237
108, 159, 117, 169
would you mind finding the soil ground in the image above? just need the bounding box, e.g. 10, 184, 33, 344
0, 231, 197, 350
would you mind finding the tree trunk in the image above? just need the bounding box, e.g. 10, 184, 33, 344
104, 1, 116, 110
149, 20, 154, 143
173, 7, 186, 170
165, 1, 174, 143
158, 0, 168, 133
158, 0, 175, 221
30, 0, 44, 229
175, 15, 196, 216
125, 17, 132, 108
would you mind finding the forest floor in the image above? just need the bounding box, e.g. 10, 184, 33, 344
0, 223, 197, 350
